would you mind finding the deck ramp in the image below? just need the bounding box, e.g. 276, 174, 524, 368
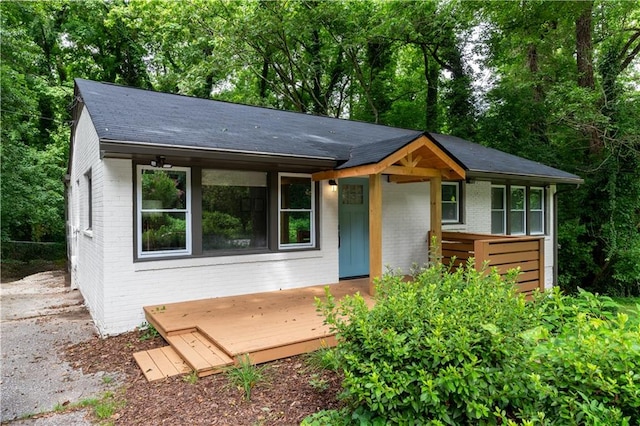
134, 330, 234, 381
166, 331, 234, 377
133, 346, 191, 381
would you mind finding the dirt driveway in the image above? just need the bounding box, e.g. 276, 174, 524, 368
1, 271, 119, 424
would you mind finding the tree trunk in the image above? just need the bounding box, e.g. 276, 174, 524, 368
422, 45, 439, 131
576, 3, 595, 89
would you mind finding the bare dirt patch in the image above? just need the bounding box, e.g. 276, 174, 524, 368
63, 332, 344, 425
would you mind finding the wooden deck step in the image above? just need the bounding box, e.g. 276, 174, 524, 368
166, 331, 234, 377
133, 346, 191, 382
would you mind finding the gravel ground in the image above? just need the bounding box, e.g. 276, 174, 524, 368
1, 271, 120, 424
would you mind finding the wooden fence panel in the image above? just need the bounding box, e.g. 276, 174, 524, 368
437, 232, 545, 297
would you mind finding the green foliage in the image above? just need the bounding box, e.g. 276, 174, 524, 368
1, 241, 66, 262
304, 345, 340, 372
315, 263, 640, 424
225, 354, 269, 401
182, 370, 198, 385
301, 408, 352, 426
557, 219, 596, 293
308, 373, 330, 393
138, 322, 160, 342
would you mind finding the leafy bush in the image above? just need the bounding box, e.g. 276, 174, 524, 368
524, 291, 640, 423
314, 263, 640, 425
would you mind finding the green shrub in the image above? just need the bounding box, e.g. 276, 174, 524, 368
317, 262, 537, 424
315, 263, 640, 425
524, 292, 640, 423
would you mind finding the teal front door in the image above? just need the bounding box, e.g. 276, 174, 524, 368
339, 178, 369, 278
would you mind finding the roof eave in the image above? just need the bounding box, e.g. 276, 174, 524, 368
98, 139, 338, 170
466, 170, 584, 185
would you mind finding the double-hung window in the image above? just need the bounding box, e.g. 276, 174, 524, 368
137, 166, 191, 257
509, 186, 526, 235
491, 184, 545, 236
529, 187, 544, 235
442, 182, 460, 223
491, 186, 506, 234
85, 169, 92, 230
279, 173, 315, 248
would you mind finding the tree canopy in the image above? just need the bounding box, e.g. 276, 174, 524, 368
1, 0, 638, 294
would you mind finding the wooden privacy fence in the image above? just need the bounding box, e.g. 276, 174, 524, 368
432, 231, 545, 297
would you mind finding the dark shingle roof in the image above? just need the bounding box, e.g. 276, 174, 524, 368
429, 133, 583, 183
75, 78, 415, 160
75, 79, 582, 184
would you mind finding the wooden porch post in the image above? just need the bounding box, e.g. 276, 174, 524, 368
369, 173, 382, 295
429, 175, 442, 261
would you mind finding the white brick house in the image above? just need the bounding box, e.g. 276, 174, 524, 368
67, 79, 582, 336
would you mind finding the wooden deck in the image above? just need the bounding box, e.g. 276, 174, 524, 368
134, 278, 372, 381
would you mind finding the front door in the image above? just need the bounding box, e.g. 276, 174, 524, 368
339, 178, 369, 278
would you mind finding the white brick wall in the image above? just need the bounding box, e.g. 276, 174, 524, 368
96, 167, 339, 335
69, 106, 105, 331
381, 180, 430, 273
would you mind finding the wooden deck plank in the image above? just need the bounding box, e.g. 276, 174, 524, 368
166, 334, 214, 372
149, 348, 182, 377
133, 350, 167, 382
160, 346, 192, 375
143, 279, 372, 376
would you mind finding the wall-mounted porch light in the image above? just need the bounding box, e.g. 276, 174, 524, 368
150, 155, 173, 169
329, 179, 338, 192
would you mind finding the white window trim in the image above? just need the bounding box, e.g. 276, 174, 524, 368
442, 182, 460, 224
529, 187, 545, 235
137, 165, 192, 258
278, 172, 315, 250
84, 169, 92, 231
491, 185, 506, 235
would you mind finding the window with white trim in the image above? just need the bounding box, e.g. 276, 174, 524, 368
491, 184, 546, 236
491, 185, 506, 234
137, 166, 191, 257
442, 182, 460, 223
529, 187, 544, 235
85, 169, 92, 230
279, 173, 315, 248
509, 186, 526, 235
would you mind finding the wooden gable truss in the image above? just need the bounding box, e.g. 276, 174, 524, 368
312, 135, 466, 294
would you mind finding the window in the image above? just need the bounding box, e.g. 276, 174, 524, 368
279, 173, 315, 248
137, 166, 191, 257
85, 170, 92, 230
491, 185, 546, 236
491, 186, 506, 234
529, 187, 544, 235
202, 169, 267, 252
509, 186, 526, 235
442, 182, 460, 223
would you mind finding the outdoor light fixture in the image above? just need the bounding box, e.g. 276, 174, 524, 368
329, 179, 337, 192
150, 155, 172, 169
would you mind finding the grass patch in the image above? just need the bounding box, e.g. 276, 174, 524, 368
46, 390, 124, 424
225, 354, 269, 401
137, 321, 160, 341
611, 296, 640, 319
303, 344, 339, 372
182, 370, 198, 385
